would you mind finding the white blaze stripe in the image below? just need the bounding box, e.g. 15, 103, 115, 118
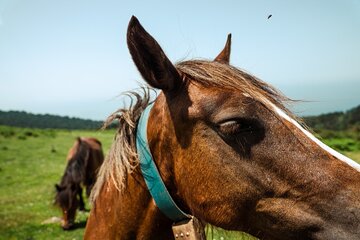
267, 101, 360, 172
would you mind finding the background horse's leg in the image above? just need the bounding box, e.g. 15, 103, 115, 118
78, 187, 85, 211
86, 183, 93, 197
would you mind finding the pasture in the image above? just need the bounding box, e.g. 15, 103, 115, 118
0, 125, 359, 240
0, 126, 113, 240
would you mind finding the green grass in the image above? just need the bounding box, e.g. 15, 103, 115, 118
205, 227, 256, 240
0, 125, 359, 240
0, 126, 114, 240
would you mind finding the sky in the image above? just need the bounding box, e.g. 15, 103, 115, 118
0, 0, 359, 120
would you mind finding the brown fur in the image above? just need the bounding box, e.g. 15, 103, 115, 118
55, 137, 104, 230
85, 17, 360, 240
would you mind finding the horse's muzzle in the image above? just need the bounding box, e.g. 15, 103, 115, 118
61, 220, 75, 230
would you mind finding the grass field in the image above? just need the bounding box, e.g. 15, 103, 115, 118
0, 126, 114, 240
0, 125, 359, 240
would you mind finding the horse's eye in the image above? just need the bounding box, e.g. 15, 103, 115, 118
217, 119, 254, 137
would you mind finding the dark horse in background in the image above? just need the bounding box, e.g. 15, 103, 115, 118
85, 17, 360, 239
55, 137, 104, 230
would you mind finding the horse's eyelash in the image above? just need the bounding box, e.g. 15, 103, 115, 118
218, 121, 242, 134
219, 120, 239, 126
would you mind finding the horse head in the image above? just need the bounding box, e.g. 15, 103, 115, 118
54, 183, 79, 230
126, 16, 360, 239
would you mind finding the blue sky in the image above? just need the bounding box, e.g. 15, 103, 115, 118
0, 0, 359, 120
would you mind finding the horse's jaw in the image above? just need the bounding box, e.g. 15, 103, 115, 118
247, 189, 360, 240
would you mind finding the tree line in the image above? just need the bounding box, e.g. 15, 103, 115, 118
0, 110, 104, 130
0, 105, 359, 130
304, 105, 360, 131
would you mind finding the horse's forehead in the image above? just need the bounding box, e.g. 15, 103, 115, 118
185, 84, 253, 118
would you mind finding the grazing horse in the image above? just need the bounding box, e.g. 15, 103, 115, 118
55, 137, 104, 230
85, 16, 360, 239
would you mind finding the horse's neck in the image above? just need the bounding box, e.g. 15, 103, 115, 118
84, 173, 174, 240
63, 158, 84, 182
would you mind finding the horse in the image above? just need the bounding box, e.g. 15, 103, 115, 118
54, 137, 104, 230
84, 16, 360, 239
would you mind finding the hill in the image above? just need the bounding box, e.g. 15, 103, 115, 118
0, 110, 103, 130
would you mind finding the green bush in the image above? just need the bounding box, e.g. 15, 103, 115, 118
0, 128, 15, 138
24, 131, 39, 138
323, 138, 360, 152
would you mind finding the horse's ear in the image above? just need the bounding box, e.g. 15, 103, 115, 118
127, 16, 182, 91
214, 34, 232, 64
55, 184, 62, 192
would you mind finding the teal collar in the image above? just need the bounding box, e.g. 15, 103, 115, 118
136, 103, 190, 222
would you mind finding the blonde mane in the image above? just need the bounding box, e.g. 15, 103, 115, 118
176, 60, 299, 121
90, 89, 152, 202
91, 60, 300, 202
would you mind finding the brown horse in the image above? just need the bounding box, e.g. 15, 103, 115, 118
85, 16, 360, 239
55, 137, 104, 230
